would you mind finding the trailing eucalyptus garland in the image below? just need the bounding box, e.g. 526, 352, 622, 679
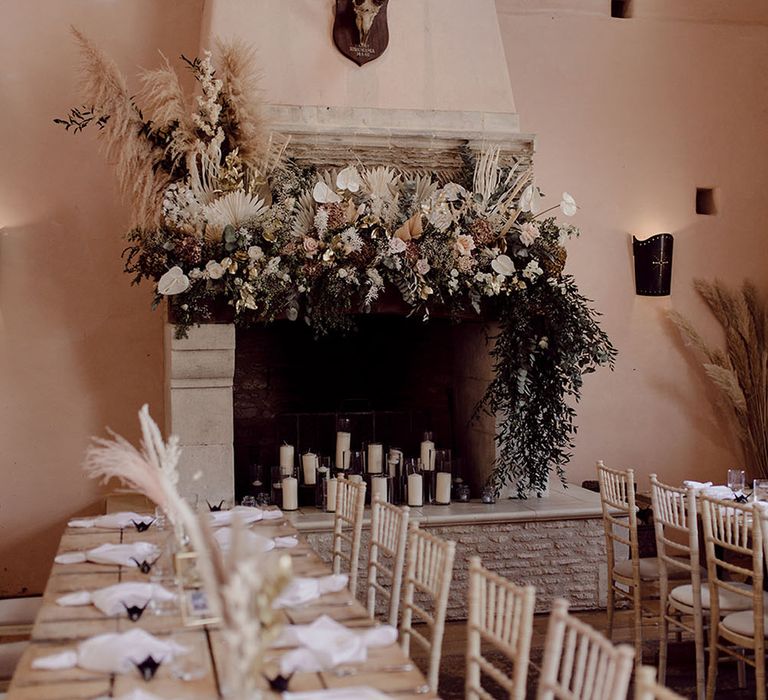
57, 34, 616, 495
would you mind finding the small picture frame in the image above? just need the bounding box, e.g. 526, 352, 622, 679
179, 587, 219, 627
174, 551, 220, 627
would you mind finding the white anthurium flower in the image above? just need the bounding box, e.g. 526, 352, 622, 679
491, 254, 516, 277
520, 184, 543, 215
312, 181, 342, 204
560, 192, 577, 216
205, 260, 225, 280
336, 166, 362, 193
157, 266, 190, 295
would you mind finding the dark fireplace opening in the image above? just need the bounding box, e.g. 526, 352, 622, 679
233, 315, 493, 498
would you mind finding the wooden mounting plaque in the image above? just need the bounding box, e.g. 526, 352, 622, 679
333, 0, 390, 66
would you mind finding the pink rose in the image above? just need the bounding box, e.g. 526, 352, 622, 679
416, 258, 430, 275
519, 222, 540, 247
454, 234, 476, 257
303, 237, 319, 257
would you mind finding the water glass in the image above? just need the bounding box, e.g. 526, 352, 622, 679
170, 631, 208, 681
753, 479, 768, 502
727, 469, 746, 494
240, 495, 256, 508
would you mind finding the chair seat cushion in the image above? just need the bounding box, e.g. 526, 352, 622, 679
670, 582, 764, 611
613, 556, 690, 581
721, 609, 768, 638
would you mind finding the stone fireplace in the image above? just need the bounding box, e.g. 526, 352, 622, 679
164, 104, 533, 502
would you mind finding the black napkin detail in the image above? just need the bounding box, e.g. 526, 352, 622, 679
207, 500, 225, 512
265, 672, 293, 692
123, 601, 149, 622
134, 655, 161, 681
130, 558, 153, 574
131, 518, 155, 533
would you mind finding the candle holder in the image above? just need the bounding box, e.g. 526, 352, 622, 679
388, 448, 405, 504
455, 481, 471, 503
435, 450, 452, 506
335, 418, 352, 470
315, 465, 330, 509
280, 465, 299, 512
370, 474, 392, 504
481, 485, 497, 505
405, 459, 423, 508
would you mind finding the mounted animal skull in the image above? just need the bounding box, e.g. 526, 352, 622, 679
353, 0, 385, 46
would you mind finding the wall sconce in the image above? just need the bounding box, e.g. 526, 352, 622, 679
632, 233, 673, 296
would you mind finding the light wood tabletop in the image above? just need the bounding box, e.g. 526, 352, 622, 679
8, 507, 439, 699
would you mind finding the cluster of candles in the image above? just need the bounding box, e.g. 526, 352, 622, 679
273, 427, 458, 512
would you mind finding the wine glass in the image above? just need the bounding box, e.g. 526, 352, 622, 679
727, 469, 746, 495
753, 479, 768, 503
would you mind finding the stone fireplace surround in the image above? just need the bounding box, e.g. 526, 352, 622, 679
162, 105, 608, 613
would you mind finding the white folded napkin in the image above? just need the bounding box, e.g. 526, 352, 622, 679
683, 480, 713, 490
68, 512, 154, 530
284, 688, 390, 700
209, 505, 265, 527
262, 508, 283, 520
57, 583, 175, 616
274, 575, 348, 609
32, 628, 185, 674
55, 542, 159, 568
702, 485, 735, 499
276, 616, 397, 674
213, 527, 275, 554
274, 535, 299, 548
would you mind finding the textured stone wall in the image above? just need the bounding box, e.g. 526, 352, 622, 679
306, 516, 606, 621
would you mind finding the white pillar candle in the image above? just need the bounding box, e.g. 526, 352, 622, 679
280, 444, 295, 473
349, 474, 363, 484
326, 478, 338, 512
302, 453, 318, 485
420, 440, 435, 470
372, 476, 388, 504
335, 431, 351, 469
282, 476, 298, 511
436, 472, 452, 505
367, 443, 383, 473
408, 473, 423, 507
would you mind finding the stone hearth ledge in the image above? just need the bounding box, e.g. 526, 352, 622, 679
286, 482, 602, 532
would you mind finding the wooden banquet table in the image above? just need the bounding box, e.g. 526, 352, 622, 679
7, 506, 438, 699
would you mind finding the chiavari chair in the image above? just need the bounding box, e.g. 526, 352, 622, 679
332, 477, 367, 597
400, 523, 456, 694
366, 498, 410, 626
465, 556, 535, 700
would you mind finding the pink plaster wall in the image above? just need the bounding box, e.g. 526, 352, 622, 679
2, 0, 768, 597
496, 0, 768, 491
0, 1, 203, 596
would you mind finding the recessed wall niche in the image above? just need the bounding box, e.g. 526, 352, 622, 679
611, 1, 633, 19
695, 187, 718, 215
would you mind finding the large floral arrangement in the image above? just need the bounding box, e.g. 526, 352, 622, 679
59, 32, 616, 495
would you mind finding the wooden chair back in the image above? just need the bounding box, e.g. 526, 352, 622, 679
634, 666, 685, 700
366, 499, 410, 626
400, 522, 456, 694
536, 598, 634, 700
650, 474, 701, 579
699, 495, 764, 618
597, 461, 640, 575
332, 477, 367, 597
465, 556, 535, 700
